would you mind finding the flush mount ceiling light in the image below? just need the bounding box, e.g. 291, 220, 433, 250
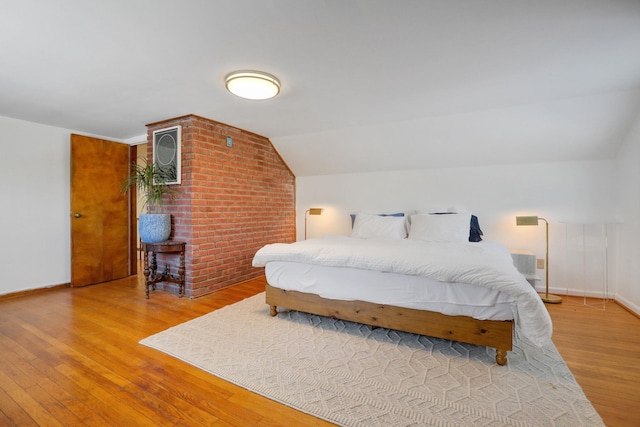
225, 70, 281, 100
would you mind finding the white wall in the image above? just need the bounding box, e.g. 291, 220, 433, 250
0, 116, 73, 295
0, 116, 129, 296
296, 160, 618, 298
615, 111, 640, 314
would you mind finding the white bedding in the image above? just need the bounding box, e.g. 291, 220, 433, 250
265, 261, 517, 320
253, 236, 553, 347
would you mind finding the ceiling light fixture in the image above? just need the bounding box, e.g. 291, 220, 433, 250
225, 70, 281, 100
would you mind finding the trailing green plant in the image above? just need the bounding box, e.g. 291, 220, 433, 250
120, 157, 177, 210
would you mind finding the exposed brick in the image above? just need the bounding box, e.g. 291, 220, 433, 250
146, 115, 295, 297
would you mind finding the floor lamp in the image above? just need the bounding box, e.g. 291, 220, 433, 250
516, 216, 562, 304
304, 208, 323, 239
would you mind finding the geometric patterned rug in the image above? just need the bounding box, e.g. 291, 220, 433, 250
140, 293, 604, 426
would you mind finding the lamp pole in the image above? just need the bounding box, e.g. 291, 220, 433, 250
539, 217, 562, 304
304, 208, 323, 240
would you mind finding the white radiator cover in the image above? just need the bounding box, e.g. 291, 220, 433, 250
511, 249, 538, 287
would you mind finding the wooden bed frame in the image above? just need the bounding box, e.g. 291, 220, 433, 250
266, 284, 513, 365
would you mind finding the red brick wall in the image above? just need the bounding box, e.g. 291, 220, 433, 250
146, 115, 295, 297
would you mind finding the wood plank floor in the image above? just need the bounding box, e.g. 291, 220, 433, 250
545, 296, 640, 427
1, 274, 639, 426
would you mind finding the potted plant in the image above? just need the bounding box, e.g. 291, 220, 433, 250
120, 157, 177, 243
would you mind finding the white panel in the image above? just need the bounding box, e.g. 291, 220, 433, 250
563, 223, 611, 300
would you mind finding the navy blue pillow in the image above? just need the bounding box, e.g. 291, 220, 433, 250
350, 212, 404, 228
469, 215, 483, 242
430, 212, 483, 242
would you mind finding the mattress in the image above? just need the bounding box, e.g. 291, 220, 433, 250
265, 261, 517, 321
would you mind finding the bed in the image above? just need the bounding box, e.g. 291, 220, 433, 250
252, 212, 553, 365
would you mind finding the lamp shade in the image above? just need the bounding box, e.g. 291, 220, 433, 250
225, 71, 280, 100
516, 216, 540, 226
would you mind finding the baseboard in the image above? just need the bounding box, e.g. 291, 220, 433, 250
534, 285, 611, 300
613, 295, 640, 319
0, 283, 70, 301
533, 285, 640, 318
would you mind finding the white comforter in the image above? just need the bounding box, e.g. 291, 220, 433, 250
253, 236, 552, 347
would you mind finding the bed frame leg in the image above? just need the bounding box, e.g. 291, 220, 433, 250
270, 305, 277, 317
496, 349, 507, 366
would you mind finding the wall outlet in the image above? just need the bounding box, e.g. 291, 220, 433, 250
537, 258, 545, 269
226, 136, 233, 147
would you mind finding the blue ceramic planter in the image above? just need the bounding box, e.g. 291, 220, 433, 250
139, 214, 171, 243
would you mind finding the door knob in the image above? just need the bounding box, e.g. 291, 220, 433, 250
74, 213, 82, 218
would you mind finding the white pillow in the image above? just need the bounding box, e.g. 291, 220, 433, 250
408, 213, 471, 243
351, 213, 408, 239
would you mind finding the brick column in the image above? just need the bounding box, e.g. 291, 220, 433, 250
146, 115, 295, 297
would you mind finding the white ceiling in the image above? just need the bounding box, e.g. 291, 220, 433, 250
1, 0, 640, 176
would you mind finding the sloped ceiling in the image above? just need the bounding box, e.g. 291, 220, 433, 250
1, 0, 639, 176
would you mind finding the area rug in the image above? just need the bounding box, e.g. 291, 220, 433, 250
140, 293, 604, 426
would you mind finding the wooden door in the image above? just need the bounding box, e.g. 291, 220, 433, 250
70, 134, 134, 287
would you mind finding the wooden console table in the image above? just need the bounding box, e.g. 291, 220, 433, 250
142, 241, 186, 299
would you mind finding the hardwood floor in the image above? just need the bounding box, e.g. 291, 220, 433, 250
1, 274, 639, 426
545, 296, 640, 427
